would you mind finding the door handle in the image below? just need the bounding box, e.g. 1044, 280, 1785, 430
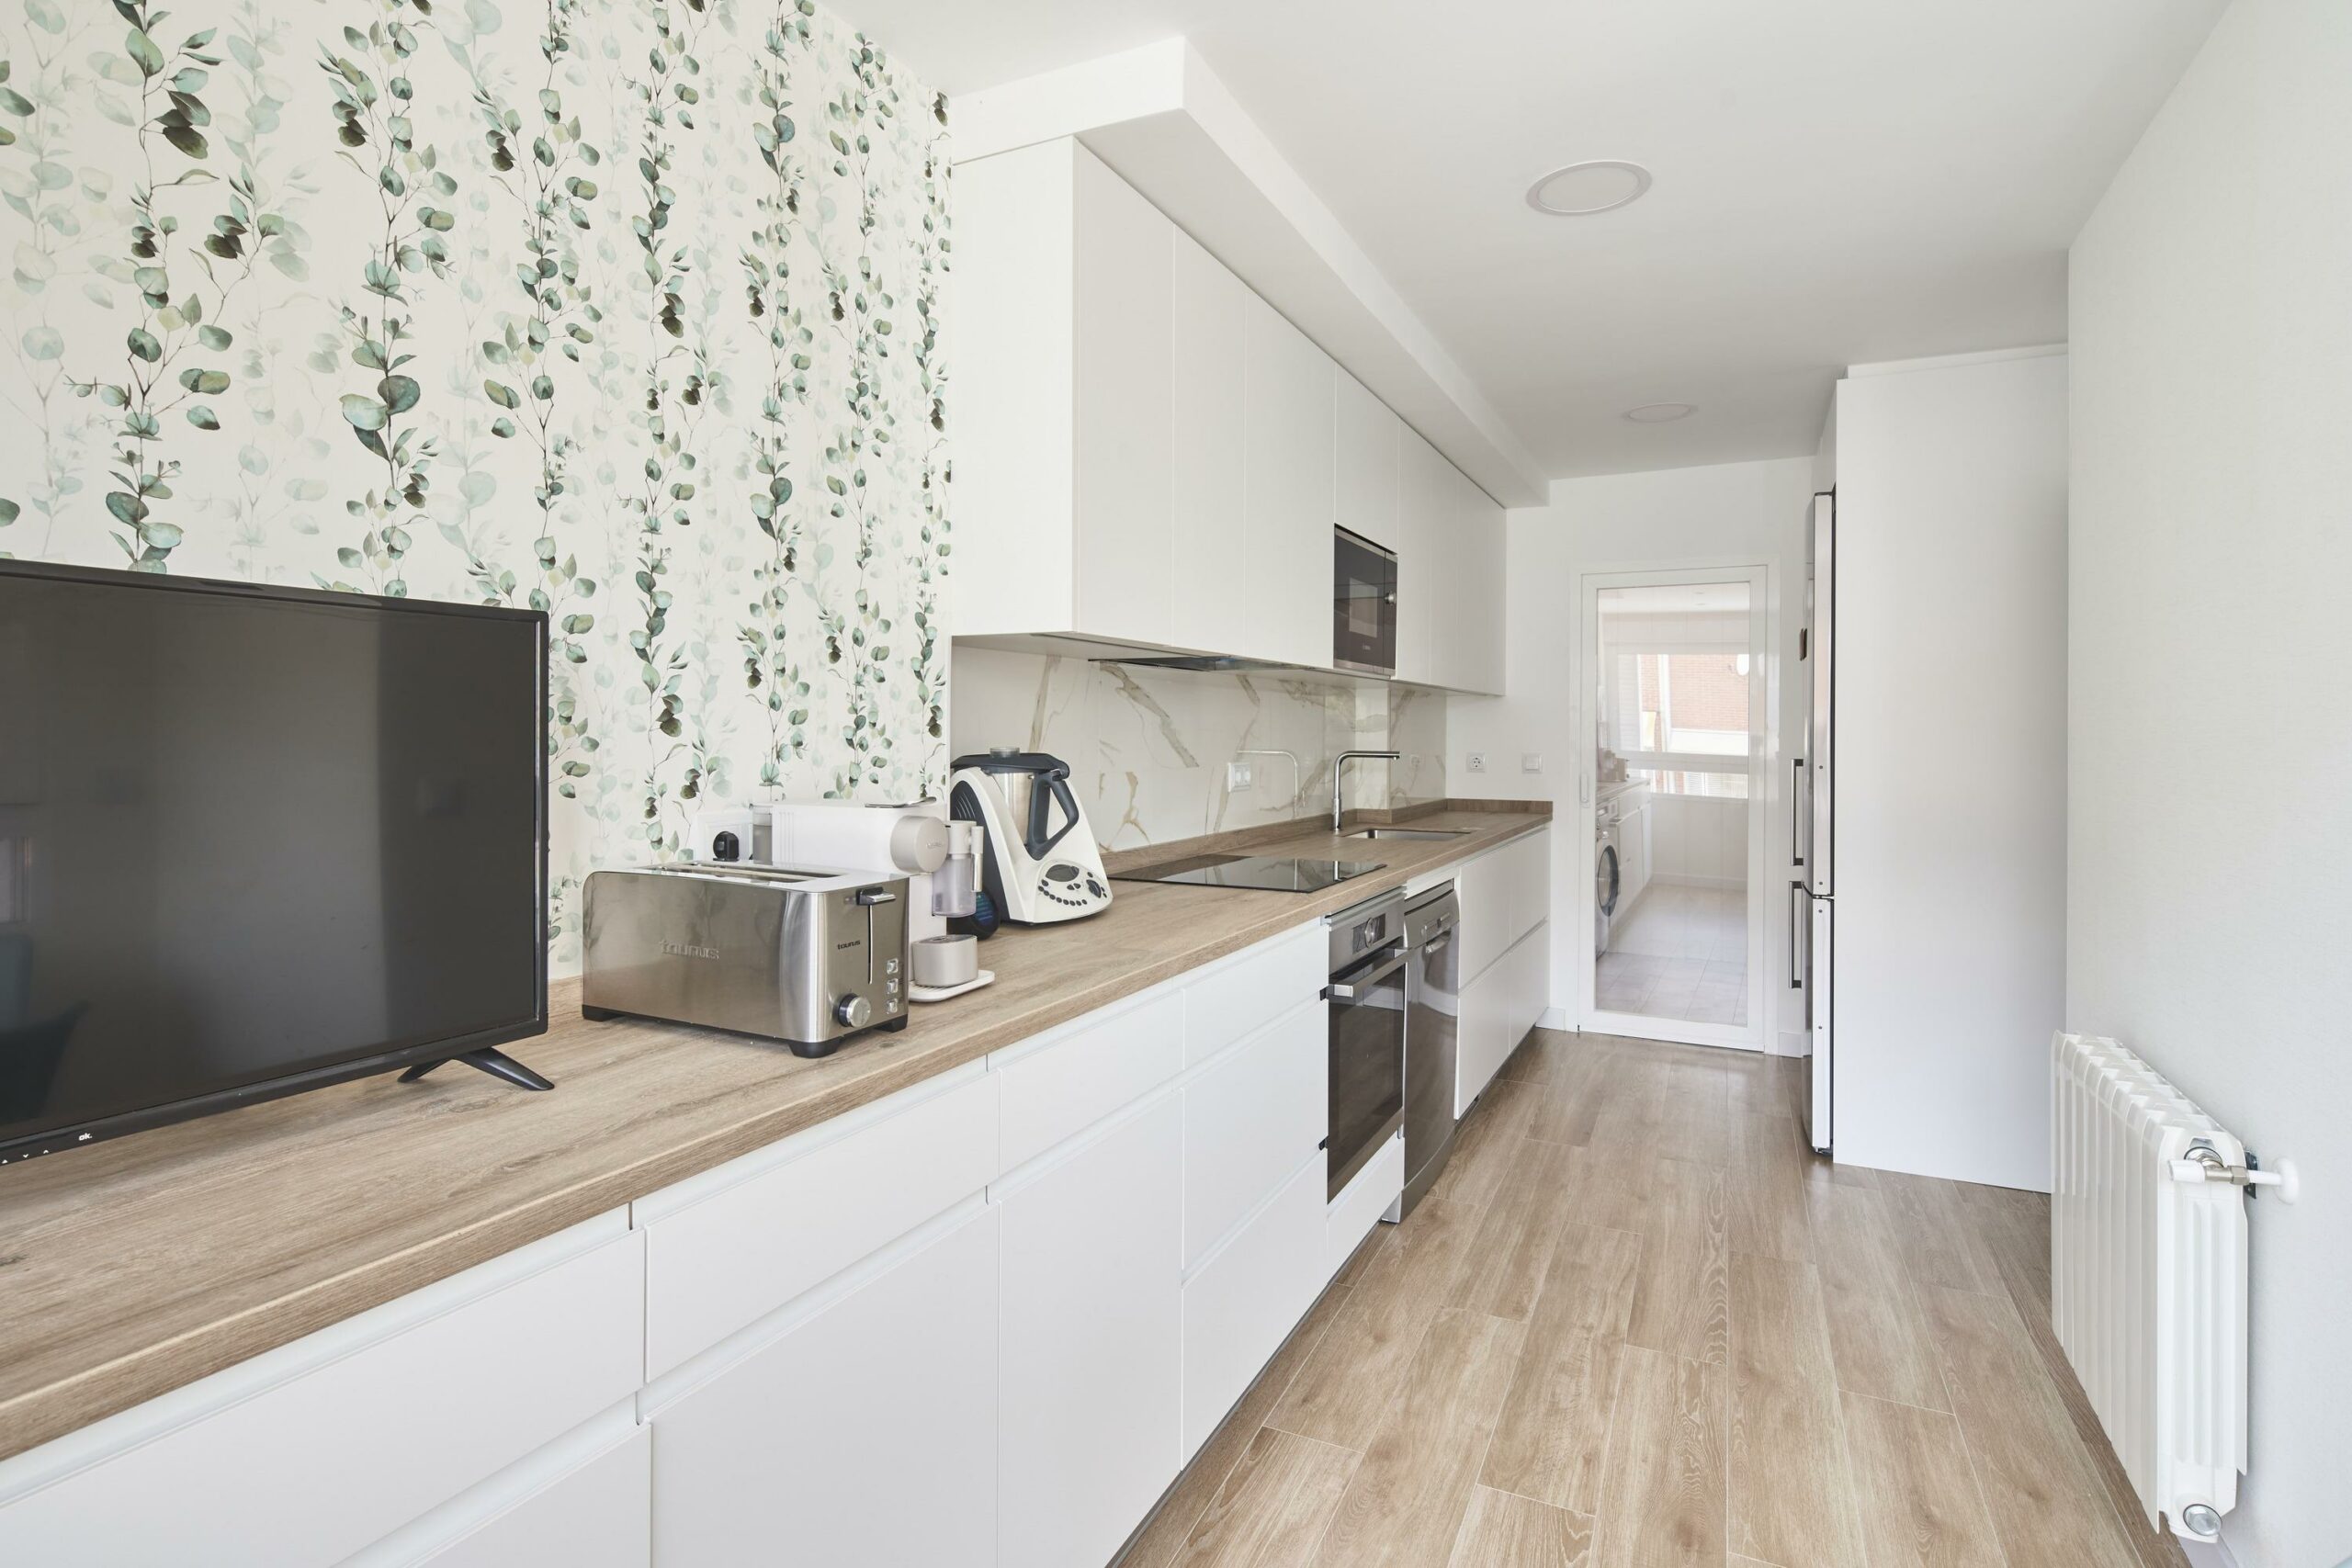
1326, 949, 1408, 1001
1789, 882, 1807, 990
1791, 757, 1804, 868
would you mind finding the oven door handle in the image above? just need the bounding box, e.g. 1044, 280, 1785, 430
1324, 950, 1408, 1002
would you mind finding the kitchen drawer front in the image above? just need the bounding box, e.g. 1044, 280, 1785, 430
996, 987, 1185, 1171
1181, 1155, 1324, 1460
1324, 1128, 1404, 1283
0, 1218, 643, 1568
1456, 829, 1545, 982
1182, 923, 1326, 1067
650, 1203, 998, 1568
1182, 997, 1326, 1268
360, 1417, 650, 1568
639, 1066, 999, 1379
1458, 923, 1546, 1117
1512, 829, 1553, 944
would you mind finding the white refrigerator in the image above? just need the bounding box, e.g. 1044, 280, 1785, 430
1796, 490, 1835, 1154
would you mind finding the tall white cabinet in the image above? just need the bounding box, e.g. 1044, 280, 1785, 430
954, 136, 1506, 694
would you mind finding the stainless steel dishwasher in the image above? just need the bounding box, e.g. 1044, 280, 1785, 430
1400, 883, 1461, 1214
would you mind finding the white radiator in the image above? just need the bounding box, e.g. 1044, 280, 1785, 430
2051, 1031, 2258, 1543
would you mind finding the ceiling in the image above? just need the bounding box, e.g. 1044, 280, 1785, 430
836, 0, 2224, 480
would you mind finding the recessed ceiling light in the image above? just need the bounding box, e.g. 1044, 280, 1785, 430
1526, 160, 1652, 216
1623, 401, 1697, 423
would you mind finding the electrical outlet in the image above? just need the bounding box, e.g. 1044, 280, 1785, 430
1522, 752, 1544, 773
1466, 751, 1487, 773
1226, 761, 1253, 792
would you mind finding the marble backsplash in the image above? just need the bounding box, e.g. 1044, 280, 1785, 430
950, 648, 1447, 850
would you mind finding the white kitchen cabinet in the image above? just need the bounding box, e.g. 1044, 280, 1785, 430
1617, 795, 1651, 912
1182, 997, 1326, 1268
648, 1203, 999, 1568
1336, 370, 1401, 551
953, 138, 1176, 649
1458, 922, 1550, 1115
997, 1089, 1184, 1568
371, 1420, 650, 1568
1170, 227, 1250, 658
1394, 424, 1448, 687
1455, 827, 1550, 985
0, 1217, 645, 1568
1395, 424, 1507, 693
1241, 291, 1338, 668
1181, 1155, 1325, 1459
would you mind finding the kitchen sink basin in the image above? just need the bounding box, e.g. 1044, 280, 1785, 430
1343, 827, 1473, 840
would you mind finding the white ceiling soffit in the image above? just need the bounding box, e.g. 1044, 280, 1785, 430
956, 40, 1550, 507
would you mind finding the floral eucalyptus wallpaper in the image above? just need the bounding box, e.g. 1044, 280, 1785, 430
0, 0, 950, 958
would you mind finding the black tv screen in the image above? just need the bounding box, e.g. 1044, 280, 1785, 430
0, 562, 548, 1161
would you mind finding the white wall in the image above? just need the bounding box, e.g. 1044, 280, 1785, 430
1447, 457, 1815, 1046
2070, 4, 2352, 1562
1829, 349, 2068, 1191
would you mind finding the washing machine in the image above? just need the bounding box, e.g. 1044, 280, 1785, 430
1594, 803, 1622, 955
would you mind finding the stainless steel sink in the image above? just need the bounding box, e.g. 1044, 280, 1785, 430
1343, 827, 1472, 841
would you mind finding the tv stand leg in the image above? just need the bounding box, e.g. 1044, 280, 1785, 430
399, 1047, 555, 1092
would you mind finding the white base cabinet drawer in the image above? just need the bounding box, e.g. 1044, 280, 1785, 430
1182, 998, 1325, 1268
0, 1218, 644, 1568
649, 1203, 999, 1568
996, 988, 1183, 1170
1458, 923, 1547, 1116
998, 1090, 1183, 1568
1181, 1155, 1324, 1460
1182, 924, 1326, 1067
637, 1067, 998, 1378
1324, 1129, 1404, 1283
383, 1421, 650, 1568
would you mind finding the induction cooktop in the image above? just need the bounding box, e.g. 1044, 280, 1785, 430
1112, 852, 1387, 893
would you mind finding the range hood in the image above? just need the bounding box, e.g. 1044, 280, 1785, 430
1093, 652, 1291, 674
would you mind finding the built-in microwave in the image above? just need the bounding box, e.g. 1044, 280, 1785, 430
1332, 527, 1397, 676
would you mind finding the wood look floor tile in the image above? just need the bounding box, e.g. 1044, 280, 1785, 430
1445, 1486, 1594, 1567
1917, 1283, 2143, 1568
1652, 1059, 1737, 1167
1877, 1171, 2006, 1294
1838, 1391, 2006, 1568
1481, 1224, 1642, 1514
1808, 1184, 1951, 1411
1173, 1426, 1359, 1568
1591, 1346, 1728, 1568
1449, 1141, 1597, 1321
1598, 1154, 1729, 1367
1729, 1111, 1815, 1263
1124, 1280, 1356, 1568
1272, 1197, 1484, 1450
1498, 1028, 1578, 1087
1727, 1254, 1865, 1568
1310, 1308, 1527, 1568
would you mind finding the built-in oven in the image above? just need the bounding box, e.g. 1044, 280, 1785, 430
1333, 527, 1398, 676
1324, 888, 1406, 1198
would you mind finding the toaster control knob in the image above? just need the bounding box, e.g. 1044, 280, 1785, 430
835, 994, 873, 1029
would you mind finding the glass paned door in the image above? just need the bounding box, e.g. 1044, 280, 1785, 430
1584, 570, 1770, 1050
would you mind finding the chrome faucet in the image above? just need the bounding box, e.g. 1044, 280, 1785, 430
1331, 750, 1401, 834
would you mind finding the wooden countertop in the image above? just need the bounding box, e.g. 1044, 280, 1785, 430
0, 805, 1547, 1462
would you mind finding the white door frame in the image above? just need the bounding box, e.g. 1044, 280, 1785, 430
1576, 560, 1776, 1053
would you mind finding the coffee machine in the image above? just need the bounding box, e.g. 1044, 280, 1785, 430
946, 750, 1112, 926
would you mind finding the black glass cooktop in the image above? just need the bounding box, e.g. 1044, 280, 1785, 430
1112, 853, 1387, 893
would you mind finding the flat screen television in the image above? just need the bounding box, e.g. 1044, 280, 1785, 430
0, 560, 548, 1163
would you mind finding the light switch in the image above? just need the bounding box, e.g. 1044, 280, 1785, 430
1466, 751, 1487, 773
1521, 752, 1544, 773
1226, 761, 1253, 792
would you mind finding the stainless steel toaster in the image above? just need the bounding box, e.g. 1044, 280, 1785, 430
581, 863, 911, 1056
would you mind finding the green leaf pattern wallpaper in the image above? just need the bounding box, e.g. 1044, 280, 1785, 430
0, 0, 951, 960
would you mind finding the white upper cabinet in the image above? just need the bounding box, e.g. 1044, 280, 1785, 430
1240, 293, 1337, 668
1169, 229, 1250, 659
955, 136, 1505, 690
1335, 371, 1401, 552
1071, 147, 1174, 647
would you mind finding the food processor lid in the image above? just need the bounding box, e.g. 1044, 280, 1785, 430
951, 749, 1070, 777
